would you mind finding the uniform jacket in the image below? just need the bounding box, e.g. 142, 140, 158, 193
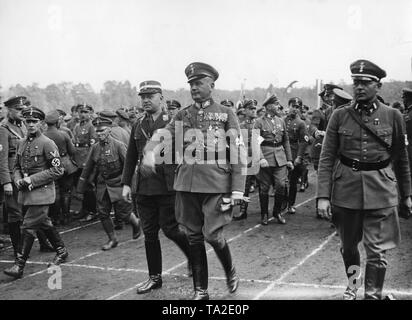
73, 119, 96, 168
254, 114, 292, 167
13, 131, 64, 205
146, 99, 247, 194
78, 136, 126, 202
240, 117, 262, 175
310, 106, 328, 160
44, 126, 78, 175
122, 111, 176, 195
285, 114, 309, 160
317, 100, 411, 210
0, 119, 26, 185
404, 105, 412, 175
110, 125, 130, 146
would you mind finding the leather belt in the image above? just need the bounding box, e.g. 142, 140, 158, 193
339, 154, 391, 171
261, 141, 283, 147
75, 143, 89, 148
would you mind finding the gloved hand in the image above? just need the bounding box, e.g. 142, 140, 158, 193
3, 183, 13, 196
259, 159, 269, 168
231, 191, 244, 206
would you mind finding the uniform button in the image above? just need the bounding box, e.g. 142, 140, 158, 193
363, 141, 367, 144
363, 149, 367, 152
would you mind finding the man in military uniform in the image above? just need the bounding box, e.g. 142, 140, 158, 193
254, 94, 293, 225
56, 109, 74, 140
221, 99, 235, 111
98, 109, 130, 145
121, 80, 191, 295
166, 99, 181, 120
0, 96, 27, 256
44, 110, 78, 225
310, 84, 342, 171
299, 104, 313, 192
233, 99, 258, 221
402, 88, 412, 174
317, 60, 412, 300
77, 116, 141, 250
116, 108, 132, 135
285, 98, 309, 214
4, 107, 68, 279
66, 105, 80, 132
140, 64, 247, 300
72, 103, 97, 221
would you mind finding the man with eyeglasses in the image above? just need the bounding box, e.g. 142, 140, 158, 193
254, 94, 293, 225
233, 99, 258, 221
4, 106, 68, 279
317, 59, 412, 300
72, 103, 97, 221
284, 97, 309, 215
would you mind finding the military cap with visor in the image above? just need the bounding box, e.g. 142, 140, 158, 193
262, 94, 279, 107
318, 84, 342, 98
138, 80, 162, 95
350, 59, 386, 82
185, 62, 219, 83
116, 108, 130, 120
76, 103, 94, 113
22, 106, 45, 121
288, 97, 303, 107
243, 99, 257, 109
220, 99, 234, 108
92, 116, 113, 127
4, 96, 28, 109
166, 100, 181, 110
45, 110, 61, 124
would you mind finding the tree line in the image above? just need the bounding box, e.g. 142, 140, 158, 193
1, 80, 411, 114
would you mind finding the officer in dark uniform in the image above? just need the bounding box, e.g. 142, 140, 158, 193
66, 105, 80, 132
166, 99, 181, 120
121, 80, 191, 295
402, 88, 412, 175
44, 110, 78, 225
317, 60, 412, 300
56, 109, 74, 140
299, 104, 312, 192
233, 99, 258, 221
310, 84, 342, 171
254, 94, 293, 225
98, 109, 130, 145
78, 116, 141, 250
139, 65, 247, 300
285, 97, 309, 214
4, 107, 68, 279
72, 103, 97, 220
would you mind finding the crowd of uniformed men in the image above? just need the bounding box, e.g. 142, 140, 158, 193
0, 60, 411, 300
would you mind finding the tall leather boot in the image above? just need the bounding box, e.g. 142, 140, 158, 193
4, 231, 35, 279
100, 218, 118, 251
364, 264, 386, 300
43, 227, 69, 266
212, 241, 239, 294
128, 212, 141, 240
190, 242, 209, 300
233, 202, 248, 221
136, 240, 163, 294
8, 221, 22, 258
273, 193, 286, 224
259, 193, 269, 225
60, 194, 72, 225
37, 229, 55, 252
341, 248, 361, 300
169, 230, 192, 277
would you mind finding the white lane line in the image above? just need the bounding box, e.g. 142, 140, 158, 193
253, 231, 337, 300
106, 196, 317, 300
0, 238, 140, 290
0, 221, 100, 252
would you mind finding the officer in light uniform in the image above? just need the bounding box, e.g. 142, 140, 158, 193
4, 107, 68, 279
140, 64, 247, 300
317, 60, 412, 300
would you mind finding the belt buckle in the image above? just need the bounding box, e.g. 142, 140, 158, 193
352, 158, 360, 171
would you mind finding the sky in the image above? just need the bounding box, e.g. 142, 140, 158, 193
0, 0, 411, 91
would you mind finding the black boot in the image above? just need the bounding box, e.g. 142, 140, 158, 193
233, 202, 248, 221
364, 264, 386, 300
4, 231, 35, 279
60, 194, 72, 225
100, 218, 118, 251
169, 230, 192, 277
273, 194, 286, 224
8, 221, 22, 258
43, 227, 69, 266
190, 243, 209, 300
341, 248, 361, 300
259, 193, 269, 225
137, 240, 163, 294
213, 242, 239, 294
128, 212, 141, 240
37, 230, 55, 252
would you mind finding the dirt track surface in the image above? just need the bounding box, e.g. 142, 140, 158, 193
1, 168, 411, 300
